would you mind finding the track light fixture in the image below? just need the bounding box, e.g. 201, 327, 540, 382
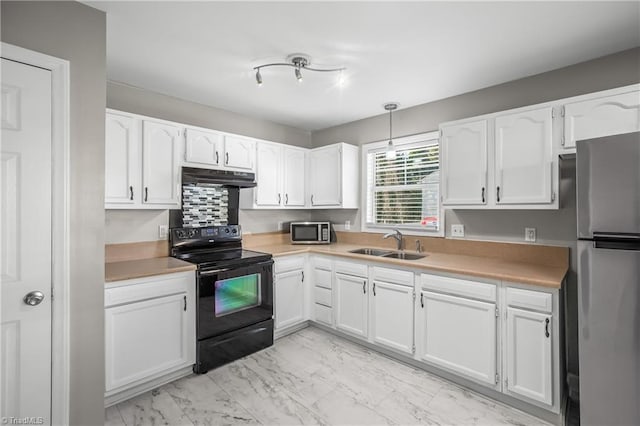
384, 103, 399, 160
253, 53, 345, 86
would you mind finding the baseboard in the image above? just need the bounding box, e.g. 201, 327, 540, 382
274, 321, 310, 340
105, 365, 193, 407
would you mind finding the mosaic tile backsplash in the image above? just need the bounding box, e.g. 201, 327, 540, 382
182, 183, 229, 227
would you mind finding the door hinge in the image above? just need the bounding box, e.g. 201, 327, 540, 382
412, 290, 416, 301
561, 106, 565, 117
561, 136, 565, 146
551, 191, 556, 202
495, 373, 499, 384
412, 344, 416, 354
552, 108, 555, 119
495, 307, 499, 317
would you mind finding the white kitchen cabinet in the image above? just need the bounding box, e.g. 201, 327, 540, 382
274, 256, 306, 333
283, 146, 306, 207
255, 142, 283, 206
563, 89, 640, 150
142, 120, 181, 207
494, 107, 554, 204
440, 120, 488, 206
335, 272, 368, 338
311, 256, 333, 327
105, 112, 140, 205
223, 134, 255, 171
184, 127, 223, 166
105, 271, 195, 406
308, 143, 359, 208
371, 280, 414, 354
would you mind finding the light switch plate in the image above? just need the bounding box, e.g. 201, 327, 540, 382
158, 225, 168, 239
345, 220, 351, 230
525, 227, 537, 242
451, 224, 465, 238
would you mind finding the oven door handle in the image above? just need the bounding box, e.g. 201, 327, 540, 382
199, 268, 234, 276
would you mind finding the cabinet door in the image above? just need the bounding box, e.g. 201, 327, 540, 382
505, 307, 552, 405
224, 135, 255, 171
255, 142, 283, 206
371, 281, 414, 354
441, 120, 488, 205
309, 145, 341, 206
417, 291, 497, 386
142, 120, 181, 207
564, 91, 640, 149
274, 269, 305, 330
335, 273, 368, 338
494, 107, 553, 204
185, 128, 222, 166
105, 293, 190, 391
283, 147, 306, 207
105, 113, 139, 205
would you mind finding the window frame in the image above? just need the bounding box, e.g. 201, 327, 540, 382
360, 131, 444, 237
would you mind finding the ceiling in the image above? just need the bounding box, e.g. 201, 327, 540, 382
87, 1, 640, 131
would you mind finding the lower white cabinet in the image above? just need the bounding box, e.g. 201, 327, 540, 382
417, 290, 498, 387
335, 272, 368, 338
105, 271, 195, 405
274, 256, 306, 332
371, 281, 414, 354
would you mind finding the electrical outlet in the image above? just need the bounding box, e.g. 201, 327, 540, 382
451, 224, 465, 238
277, 221, 284, 231
158, 225, 168, 239
345, 220, 351, 230
525, 227, 536, 242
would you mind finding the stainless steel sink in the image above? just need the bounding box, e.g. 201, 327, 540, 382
349, 248, 394, 256
382, 252, 426, 260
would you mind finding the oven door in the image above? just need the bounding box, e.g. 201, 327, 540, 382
197, 259, 273, 339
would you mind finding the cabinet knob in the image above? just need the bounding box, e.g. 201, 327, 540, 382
130, 186, 134, 201
362, 280, 366, 294
496, 186, 501, 203
215, 151, 219, 164
278, 193, 281, 204
481, 187, 485, 203
420, 293, 424, 308
545, 318, 550, 338
225, 152, 229, 165
373, 282, 376, 296
285, 194, 288, 205
311, 195, 314, 205
144, 187, 149, 202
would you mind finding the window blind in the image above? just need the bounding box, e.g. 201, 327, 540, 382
365, 141, 440, 230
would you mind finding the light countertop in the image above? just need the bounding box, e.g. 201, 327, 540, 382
105, 257, 196, 283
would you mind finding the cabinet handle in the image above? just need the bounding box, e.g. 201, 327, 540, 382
496, 186, 501, 203
129, 186, 134, 201
311, 195, 314, 205
362, 281, 366, 294
373, 282, 376, 296
183, 295, 187, 312
144, 187, 148, 202
481, 187, 485, 203
215, 151, 219, 164
301, 271, 304, 282
285, 194, 288, 205
545, 318, 550, 338
278, 193, 281, 204
225, 152, 229, 165
420, 293, 424, 308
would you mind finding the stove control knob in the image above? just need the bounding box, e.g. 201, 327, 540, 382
224, 228, 230, 234
232, 228, 237, 234
189, 229, 198, 238
176, 230, 186, 239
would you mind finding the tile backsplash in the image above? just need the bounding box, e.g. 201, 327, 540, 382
182, 183, 228, 227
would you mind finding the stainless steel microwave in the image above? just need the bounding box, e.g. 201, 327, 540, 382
290, 222, 331, 244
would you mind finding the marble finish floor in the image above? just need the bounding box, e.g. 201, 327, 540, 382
105, 326, 550, 426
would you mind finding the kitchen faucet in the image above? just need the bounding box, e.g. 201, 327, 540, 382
383, 229, 403, 251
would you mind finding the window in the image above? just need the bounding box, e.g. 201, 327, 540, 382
364, 133, 441, 233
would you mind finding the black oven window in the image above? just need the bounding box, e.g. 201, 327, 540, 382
215, 273, 261, 317
294, 226, 318, 240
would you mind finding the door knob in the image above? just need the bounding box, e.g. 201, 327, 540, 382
23, 291, 45, 306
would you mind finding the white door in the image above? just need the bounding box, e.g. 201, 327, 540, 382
105, 293, 190, 391
309, 145, 341, 206
371, 281, 414, 354
224, 135, 255, 171
563, 91, 640, 149
283, 147, 306, 207
255, 142, 282, 206
105, 112, 140, 205
142, 120, 181, 207
335, 273, 368, 338
185, 128, 222, 166
1, 58, 52, 422
274, 270, 305, 329
441, 120, 488, 205
505, 307, 553, 405
417, 291, 497, 386
495, 107, 553, 204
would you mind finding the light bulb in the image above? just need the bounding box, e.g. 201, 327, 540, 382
295, 67, 303, 82
386, 140, 396, 160
255, 69, 262, 86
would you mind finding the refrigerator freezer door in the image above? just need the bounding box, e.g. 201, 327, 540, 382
576, 132, 640, 239
577, 240, 640, 426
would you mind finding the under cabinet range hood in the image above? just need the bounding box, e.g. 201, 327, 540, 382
182, 167, 256, 188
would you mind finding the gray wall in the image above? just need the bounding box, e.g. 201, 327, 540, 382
1, 2, 106, 425
310, 47, 640, 384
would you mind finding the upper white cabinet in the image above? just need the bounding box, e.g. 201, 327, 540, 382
309, 143, 359, 208
105, 113, 139, 205
255, 142, 283, 207
223, 135, 255, 171
494, 107, 553, 205
563, 89, 640, 150
283, 147, 306, 207
105, 111, 181, 209
184, 128, 223, 167
440, 120, 488, 205
183, 128, 255, 172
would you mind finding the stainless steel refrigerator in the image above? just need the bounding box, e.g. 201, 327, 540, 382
576, 131, 640, 426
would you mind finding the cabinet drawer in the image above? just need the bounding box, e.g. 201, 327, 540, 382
421, 274, 496, 302
506, 287, 552, 313
314, 287, 332, 307
105, 272, 192, 307
372, 266, 413, 287
335, 260, 367, 277
314, 303, 332, 326
314, 268, 332, 289
274, 255, 305, 274
313, 256, 332, 271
